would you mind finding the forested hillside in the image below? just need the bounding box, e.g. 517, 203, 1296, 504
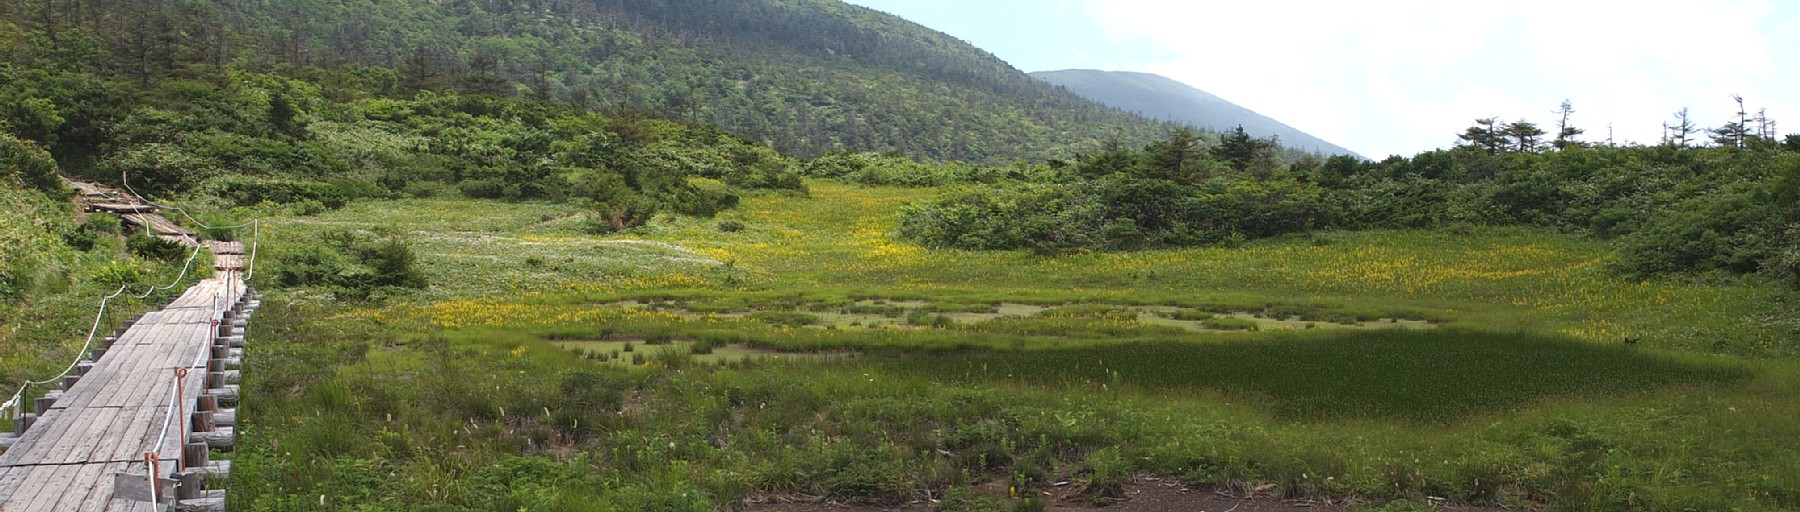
0, 0, 1190, 164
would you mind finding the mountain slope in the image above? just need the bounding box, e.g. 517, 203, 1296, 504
14, 0, 1175, 164
1033, 70, 1359, 157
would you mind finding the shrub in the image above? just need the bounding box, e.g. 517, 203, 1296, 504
458, 178, 508, 199
1200, 316, 1259, 331
0, 131, 64, 193
270, 229, 426, 299
64, 215, 120, 251
717, 220, 745, 233
127, 231, 188, 261
1614, 185, 1777, 277
81, 214, 122, 235
1158, 310, 1213, 322
898, 183, 1106, 252
746, 311, 820, 327
91, 260, 147, 287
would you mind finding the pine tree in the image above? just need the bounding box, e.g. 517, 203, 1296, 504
398, 47, 443, 94
1552, 100, 1583, 150
1457, 118, 1505, 155
1503, 120, 1545, 152
1668, 108, 1696, 148
458, 53, 512, 96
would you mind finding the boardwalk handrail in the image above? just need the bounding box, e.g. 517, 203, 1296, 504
1, 283, 129, 429
120, 169, 258, 239
136, 242, 206, 299
7, 174, 263, 434
245, 219, 261, 281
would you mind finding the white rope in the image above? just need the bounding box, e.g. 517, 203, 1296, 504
151, 368, 182, 466
119, 169, 251, 233
1, 383, 24, 427
3, 283, 129, 430
244, 219, 261, 282
135, 242, 205, 299
28, 284, 128, 387
151, 273, 242, 471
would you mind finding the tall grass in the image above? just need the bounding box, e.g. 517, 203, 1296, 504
891, 330, 1748, 423
228, 180, 1800, 510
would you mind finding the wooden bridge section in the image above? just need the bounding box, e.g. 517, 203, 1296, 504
0, 181, 258, 510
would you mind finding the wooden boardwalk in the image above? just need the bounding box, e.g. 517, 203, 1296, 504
1, 181, 258, 510
0, 276, 252, 511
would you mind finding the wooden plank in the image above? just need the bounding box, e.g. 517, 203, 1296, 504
104, 322, 183, 409
5, 409, 69, 466
0, 466, 25, 500
48, 460, 111, 511
0, 274, 242, 510
104, 406, 162, 463
3, 465, 52, 511
77, 461, 134, 510
17, 463, 79, 512
53, 406, 133, 465
43, 407, 109, 464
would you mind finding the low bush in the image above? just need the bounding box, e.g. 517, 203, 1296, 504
746, 311, 820, 327
127, 231, 189, 261
1200, 316, 1259, 331
269, 229, 426, 299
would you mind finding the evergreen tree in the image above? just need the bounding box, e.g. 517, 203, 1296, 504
458, 53, 511, 96
1552, 100, 1583, 150
1145, 127, 1203, 182
1457, 118, 1505, 155
1503, 120, 1545, 152
1213, 125, 1268, 172
1667, 108, 1697, 147
398, 47, 442, 94
1711, 122, 1750, 148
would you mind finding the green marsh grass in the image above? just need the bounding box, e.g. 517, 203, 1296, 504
892, 330, 1749, 423
230, 180, 1800, 510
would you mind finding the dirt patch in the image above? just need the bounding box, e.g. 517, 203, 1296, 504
554, 340, 854, 366
602, 299, 1433, 334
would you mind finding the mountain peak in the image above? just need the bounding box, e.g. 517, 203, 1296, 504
1032, 69, 1360, 158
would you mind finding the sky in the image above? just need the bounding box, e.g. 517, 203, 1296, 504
843, 0, 1800, 158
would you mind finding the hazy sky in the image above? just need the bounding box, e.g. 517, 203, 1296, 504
844, 0, 1799, 158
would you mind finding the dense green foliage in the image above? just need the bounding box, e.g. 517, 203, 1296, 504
900, 129, 1800, 285
0, 146, 207, 393
273, 229, 428, 300
0, 18, 812, 242
0, 0, 1194, 164
0, 131, 63, 193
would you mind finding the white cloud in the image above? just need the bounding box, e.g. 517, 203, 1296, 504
1077, 0, 1796, 156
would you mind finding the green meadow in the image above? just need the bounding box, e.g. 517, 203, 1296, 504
230, 181, 1800, 511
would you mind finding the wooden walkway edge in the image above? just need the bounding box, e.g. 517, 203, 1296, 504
0, 180, 259, 511
0, 277, 256, 511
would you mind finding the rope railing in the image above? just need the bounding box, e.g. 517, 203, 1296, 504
1, 283, 129, 429
7, 174, 264, 435
136, 242, 206, 299
119, 170, 255, 236
245, 219, 261, 282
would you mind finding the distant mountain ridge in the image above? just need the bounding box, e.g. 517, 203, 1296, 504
1033, 70, 1360, 158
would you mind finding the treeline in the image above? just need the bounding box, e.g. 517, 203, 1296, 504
0, 0, 1191, 164
2, 9, 823, 298
896, 125, 1800, 286
0, 19, 809, 210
